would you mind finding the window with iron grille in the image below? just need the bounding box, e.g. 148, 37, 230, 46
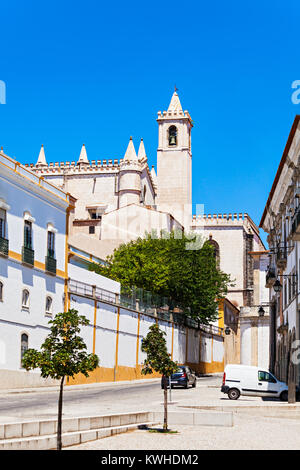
47, 231, 55, 257
0, 209, 6, 238
24, 221, 32, 249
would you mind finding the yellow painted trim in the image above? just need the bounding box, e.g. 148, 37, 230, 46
218, 299, 224, 330
7, 249, 67, 279
0, 157, 70, 204
136, 312, 140, 367
8, 250, 22, 262
67, 365, 162, 385
199, 330, 202, 364
67, 359, 225, 386
93, 300, 97, 354
64, 207, 70, 311
115, 306, 120, 373
185, 360, 224, 375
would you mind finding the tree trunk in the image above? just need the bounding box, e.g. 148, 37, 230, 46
57, 376, 65, 451
163, 379, 168, 432
288, 362, 296, 403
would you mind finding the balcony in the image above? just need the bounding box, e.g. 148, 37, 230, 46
45, 256, 57, 275
291, 206, 300, 241
276, 245, 287, 270
0, 236, 9, 257
22, 246, 34, 267
265, 267, 276, 288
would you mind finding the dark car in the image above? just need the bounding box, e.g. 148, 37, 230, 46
161, 366, 197, 389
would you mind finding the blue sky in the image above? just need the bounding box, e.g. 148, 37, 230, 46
1, 0, 300, 244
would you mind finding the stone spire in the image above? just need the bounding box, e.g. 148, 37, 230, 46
150, 165, 157, 184
168, 91, 183, 112
78, 144, 89, 163
36, 145, 47, 166
124, 137, 137, 160
137, 138, 146, 160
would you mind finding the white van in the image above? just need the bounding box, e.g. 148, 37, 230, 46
221, 364, 289, 401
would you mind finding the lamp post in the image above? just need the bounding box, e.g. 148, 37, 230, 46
258, 306, 265, 317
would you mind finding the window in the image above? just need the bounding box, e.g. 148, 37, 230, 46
284, 282, 287, 308
24, 221, 32, 249
22, 289, 30, 309
258, 371, 277, 383
206, 235, 220, 268
45, 296, 53, 316
89, 225, 95, 234
0, 281, 3, 301
168, 126, 177, 146
21, 333, 28, 365
47, 231, 55, 258
0, 209, 6, 239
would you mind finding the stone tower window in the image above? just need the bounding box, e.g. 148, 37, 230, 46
207, 235, 220, 268
168, 126, 177, 146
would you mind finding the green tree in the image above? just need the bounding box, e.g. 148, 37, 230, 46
141, 323, 178, 432
22, 309, 99, 450
89, 230, 234, 324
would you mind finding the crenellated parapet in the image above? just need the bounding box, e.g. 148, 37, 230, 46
192, 213, 251, 226
25, 159, 121, 174
119, 158, 142, 173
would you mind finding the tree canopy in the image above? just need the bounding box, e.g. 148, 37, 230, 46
22, 309, 99, 379
89, 230, 234, 324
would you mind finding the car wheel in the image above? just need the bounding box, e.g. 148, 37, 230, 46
228, 388, 240, 400
192, 380, 196, 388
280, 390, 288, 402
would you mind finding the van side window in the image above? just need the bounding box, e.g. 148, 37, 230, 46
258, 371, 277, 383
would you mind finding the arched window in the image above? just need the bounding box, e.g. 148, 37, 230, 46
207, 235, 220, 268
168, 126, 177, 146
0, 281, 3, 301
45, 296, 53, 316
22, 289, 30, 309
21, 333, 28, 365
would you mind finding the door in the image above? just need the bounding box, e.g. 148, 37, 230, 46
256, 370, 279, 397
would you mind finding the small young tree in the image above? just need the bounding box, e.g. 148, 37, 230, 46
22, 309, 99, 450
141, 323, 178, 432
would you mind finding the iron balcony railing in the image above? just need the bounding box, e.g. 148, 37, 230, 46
22, 246, 34, 266
45, 256, 57, 275
0, 236, 8, 256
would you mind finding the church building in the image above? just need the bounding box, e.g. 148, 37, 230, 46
26, 91, 267, 314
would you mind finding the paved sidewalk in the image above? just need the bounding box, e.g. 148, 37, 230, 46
68, 414, 300, 450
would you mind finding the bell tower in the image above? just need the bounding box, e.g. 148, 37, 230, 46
156, 90, 193, 228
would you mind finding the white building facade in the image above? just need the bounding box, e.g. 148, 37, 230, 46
260, 115, 300, 391
0, 151, 74, 387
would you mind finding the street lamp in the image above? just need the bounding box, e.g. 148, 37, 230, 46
258, 306, 265, 316
273, 279, 282, 293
